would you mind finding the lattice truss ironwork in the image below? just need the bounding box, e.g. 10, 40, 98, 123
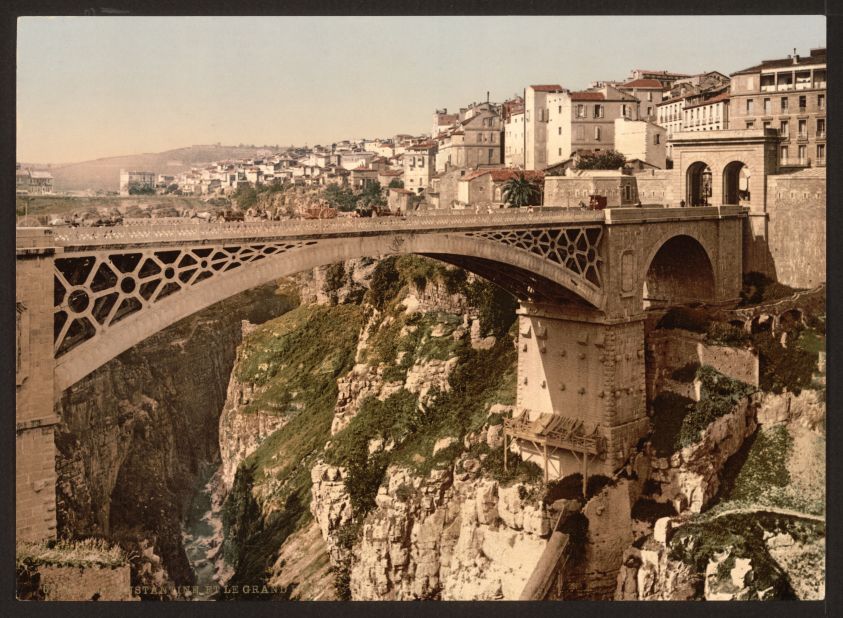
53, 240, 316, 356
464, 227, 603, 288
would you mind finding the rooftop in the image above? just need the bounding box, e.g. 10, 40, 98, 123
620, 78, 664, 89
731, 47, 826, 75
530, 84, 564, 92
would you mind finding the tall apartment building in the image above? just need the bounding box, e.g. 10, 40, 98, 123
729, 47, 826, 168
543, 85, 640, 168
524, 85, 564, 170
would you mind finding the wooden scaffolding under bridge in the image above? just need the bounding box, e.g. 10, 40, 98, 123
503, 412, 603, 496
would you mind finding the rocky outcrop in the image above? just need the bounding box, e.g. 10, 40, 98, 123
218, 328, 290, 490
54, 284, 294, 589
756, 389, 825, 432
310, 456, 551, 601
648, 397, 757, 513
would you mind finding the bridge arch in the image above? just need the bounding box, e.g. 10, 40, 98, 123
53, 230, 607, 391
642, 233, 716, 309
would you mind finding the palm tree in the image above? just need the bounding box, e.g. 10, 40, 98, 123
502, 173, 540, 208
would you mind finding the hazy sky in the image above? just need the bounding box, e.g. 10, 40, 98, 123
17, 15, 825, 164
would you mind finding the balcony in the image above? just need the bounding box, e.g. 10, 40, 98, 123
817, 131, 826, 139
761, 85, 777, 93
816, 158, 826, 167
797, 133, 809, 141
779, 157, 809, 167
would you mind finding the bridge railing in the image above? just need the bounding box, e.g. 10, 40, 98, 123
45, 209, 608, 245
32, 205, 746, 247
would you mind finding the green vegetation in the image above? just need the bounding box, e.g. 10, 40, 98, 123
466, 278, 518, 337
16, 538, 128, 569
712, 424, 824, 516
388, 179, 404, 189
232, 184, 258, 210
753, 329, 819, 395
234, 304, 362, 415
502, 172, 541, 208
667, 513, 797, 599
575, 150, 626, 170
651, 367, 755, 455
220, 303, 365, 590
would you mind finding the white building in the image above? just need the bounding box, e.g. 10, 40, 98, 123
614, 118, 667, 169
119, 170, 156, 195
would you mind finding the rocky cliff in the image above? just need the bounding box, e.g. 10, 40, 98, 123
55, 284, 296, 595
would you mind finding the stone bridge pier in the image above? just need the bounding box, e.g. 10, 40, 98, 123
512, 303, 647, 479
16, 229, 59, 541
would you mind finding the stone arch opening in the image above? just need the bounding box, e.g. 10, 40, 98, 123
643, 235, 715, 309
723, 161, 750, 205
686, 161, 712, 207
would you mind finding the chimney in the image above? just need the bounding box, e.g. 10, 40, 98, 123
792, 48, 799, 64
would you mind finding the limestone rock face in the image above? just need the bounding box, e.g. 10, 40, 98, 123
218, 357, 289, 490
649, 398, 757, 513
310, 459, 551, 600
756, 389, 825, 432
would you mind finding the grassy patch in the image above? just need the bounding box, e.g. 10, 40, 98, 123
753, 329, 818, 395
234, 304, 362, 415
16, 539, 127, 569
722, 425, 791, 504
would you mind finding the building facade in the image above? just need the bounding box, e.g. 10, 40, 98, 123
544, 85, 641, 168
617, 78, 665, 121
614, 118, 667, 169
403, 142, 437, 194
435, 105, 503, 172
729, 47, 826, 168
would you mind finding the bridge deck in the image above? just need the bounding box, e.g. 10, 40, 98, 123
17, 205, 746, 248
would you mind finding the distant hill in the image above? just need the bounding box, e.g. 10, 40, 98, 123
22, 144, 290, 192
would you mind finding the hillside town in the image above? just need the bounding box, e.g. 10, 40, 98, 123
16, 46, 826, 223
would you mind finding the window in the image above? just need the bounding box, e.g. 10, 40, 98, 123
558, 105, 562, 113
558, 127, 562, 135
576, 126, 584, 140
798, 145, 806, 163
746, 99, 754, 114
488, 148, 494, 162
817, 144, 825, 161
764, 98, 771, 115
780, 120, 789, 137
419, 157, 424, 168
647, 106, 652, 116
594, 104, 604, 118
781, 145, 788, 161
746, 121, 755, 129
594, 127, 601, 140
576, 104, 585, 118
654, 133, 660, 145
818, 94, 825, 110
817, 118, 825, 137
647, 91, 653, 101
781, 97, 789, 113
798, 119, 807, 138
798, 95, 807, 111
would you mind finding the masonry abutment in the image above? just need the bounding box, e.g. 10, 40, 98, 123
512, 302, 649, 479
16, 228, 59, 542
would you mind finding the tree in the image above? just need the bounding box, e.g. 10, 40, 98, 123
575, 150, 627, 170
232, 184, 257, 210
388, 179, 404, 189
323, 183, 358, 212
359, 181, 386, 209
501, 173, 541, 208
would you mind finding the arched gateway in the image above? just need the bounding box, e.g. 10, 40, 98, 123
16, 206, 745, 541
